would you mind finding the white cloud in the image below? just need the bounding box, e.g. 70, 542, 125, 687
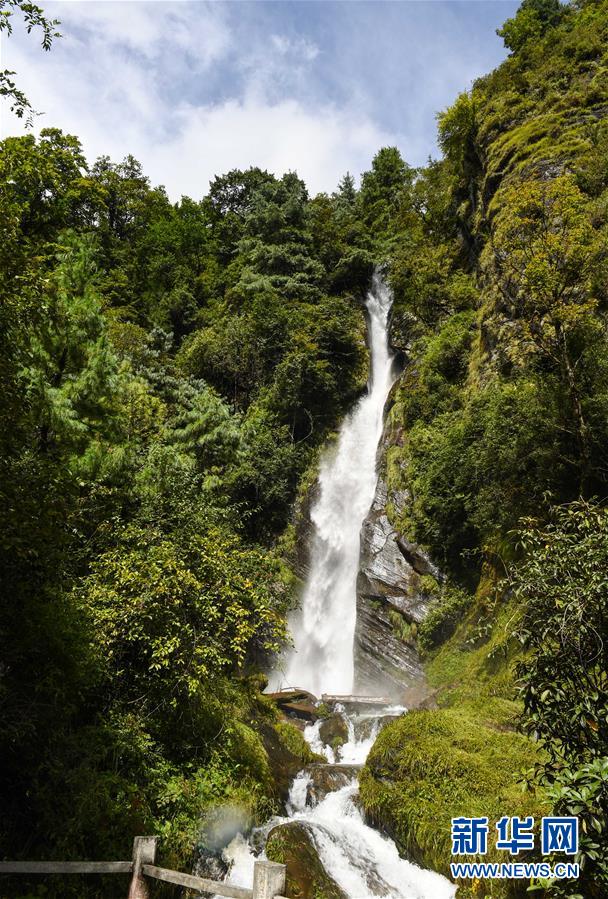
2, 39, 393, 198
149, 96, 396, 198
49, 0, 231, 66
270, 34, 320, 62
237, 30, 323, 107
1, 2, 396, 199
0, 1, 513, 200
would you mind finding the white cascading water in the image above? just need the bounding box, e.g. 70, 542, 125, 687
213, 274, 456, 899
277, 271, 397, 695
217, 705, 456, 899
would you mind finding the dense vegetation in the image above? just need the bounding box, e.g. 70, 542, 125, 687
360, 1, 608, 896
2, 0, 608, 897
0, 99, 378, 899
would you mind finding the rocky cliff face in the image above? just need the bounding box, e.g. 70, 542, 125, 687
354, 431, 441, 704
288, 390, 441, 705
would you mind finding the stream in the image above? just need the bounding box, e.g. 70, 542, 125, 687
212, 273, 456, 898
216, 702, 455, 898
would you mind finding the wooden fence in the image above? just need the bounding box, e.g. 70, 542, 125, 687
0, 836, 287, 899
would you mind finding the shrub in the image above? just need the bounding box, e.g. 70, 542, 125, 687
512, 501, 608, 894
418, 585, 473, 653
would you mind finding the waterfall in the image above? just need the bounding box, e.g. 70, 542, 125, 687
215, 272, 456, 898
278, 271, 397, 696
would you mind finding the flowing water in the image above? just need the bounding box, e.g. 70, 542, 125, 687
211, 274, 455, 898
216, 704, 455, 899
271, 271, 397, 696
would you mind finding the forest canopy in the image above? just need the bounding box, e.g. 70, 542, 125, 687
2, 0, 608, 896
0, 115, 386, 886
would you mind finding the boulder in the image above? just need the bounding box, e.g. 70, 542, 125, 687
257, 720, 317, 802
307, 764, 360, 804
265, 822, 347, 899
192, 846, 228, 885
318, 712, 349, 749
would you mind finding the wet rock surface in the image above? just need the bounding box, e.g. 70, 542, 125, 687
307, 764, 361, 804
266, 822, 347, 899
318, 712, 349, 749
355, 470, 440, 704
192, 847, 229, 886
354, 595, 428, 701
357, 478, 437, 624
291, 481, 320, 582
354, 714, 401, 742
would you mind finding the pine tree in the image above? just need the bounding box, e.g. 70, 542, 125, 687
23, 231, 120, 457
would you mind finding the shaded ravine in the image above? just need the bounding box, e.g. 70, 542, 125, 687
212, 274, 455, 898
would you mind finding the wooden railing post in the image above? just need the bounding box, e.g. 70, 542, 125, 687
252, 860, 286, 899
128, 836, 158, 899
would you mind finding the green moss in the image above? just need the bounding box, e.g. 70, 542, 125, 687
257, 719, 325, 801
418, 573, 439, 595
360, 709, 548, 897
388, 607, 416, 643
425, 579, 526, 727
360, 579, 550, 897
315, 702, 331, 719
266, 823, 347, 899
229, 721, 273, 788
274, 721, 317, 766
417, 584, 473, 654
475, 2, 608, 215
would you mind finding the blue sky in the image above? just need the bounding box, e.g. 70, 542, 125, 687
1, 1, 519, 200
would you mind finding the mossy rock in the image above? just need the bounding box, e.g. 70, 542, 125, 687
258, 721, 318, 801
318, 712, 348, 749
265, 822, 347, 899
360, 709, 549, 898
